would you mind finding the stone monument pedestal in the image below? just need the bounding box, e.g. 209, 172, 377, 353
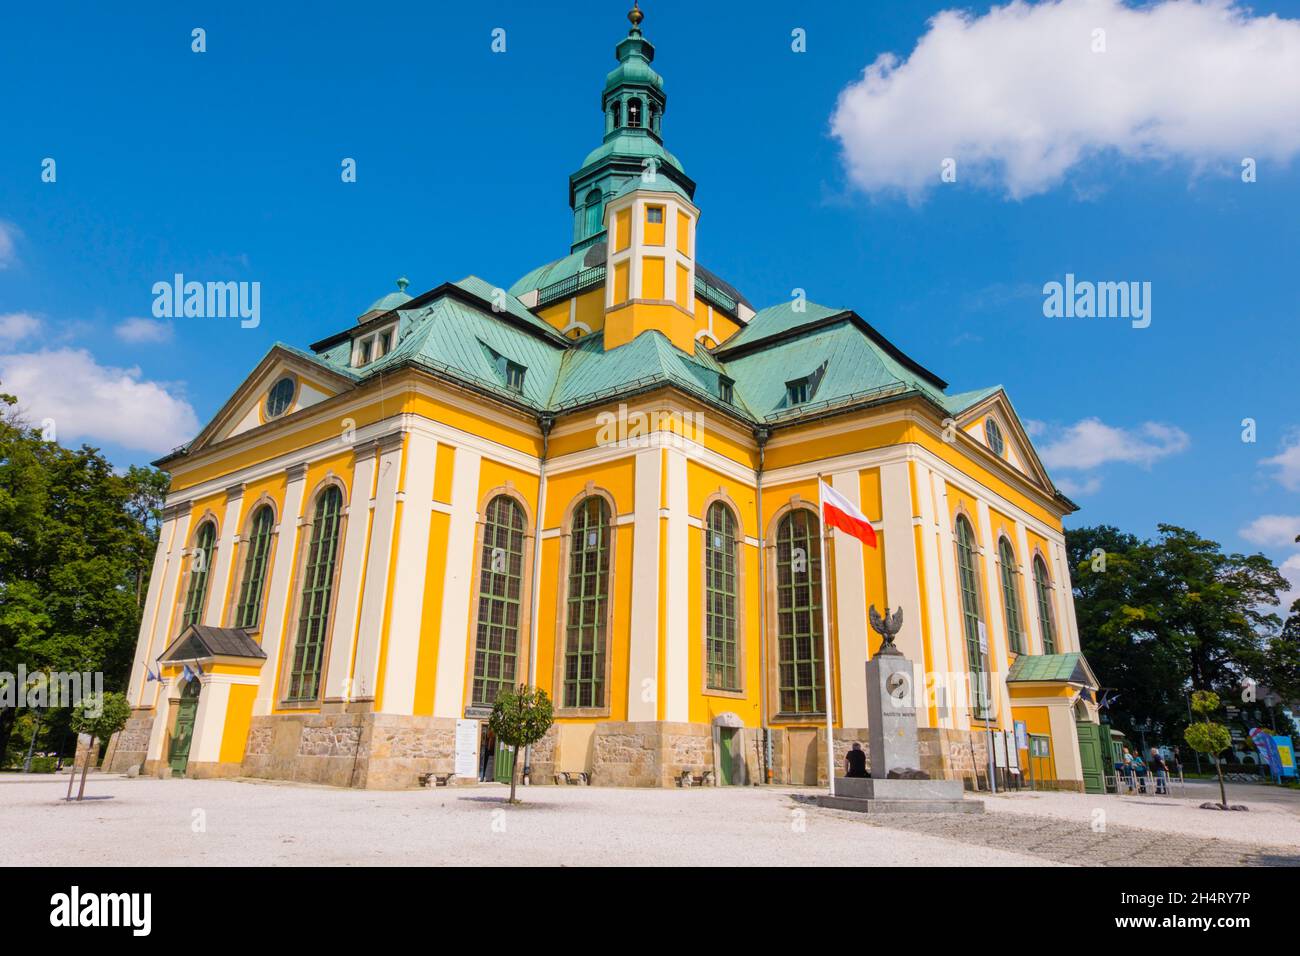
816, 635, 982, 814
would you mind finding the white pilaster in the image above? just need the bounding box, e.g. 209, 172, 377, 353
203, 485, 245, 627
626, 448, 662, 720
129, 509, 180, 706
139, 511, 190, 709
432, 447, 481, 718
662, 447, 689, 722
253, 463, 308, 715
831, 471, 869, 728
350, 432, 405, 704
913, 460, 948, 727
932, 474, 970, 728
879, 461, 924, 668
323, 447, 377, 701
381, 432, 438, 715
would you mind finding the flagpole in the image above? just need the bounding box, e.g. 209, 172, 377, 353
817, 477, 836, 797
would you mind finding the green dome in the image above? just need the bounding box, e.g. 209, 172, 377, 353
362, 277, 412, 317
581, 131, 682, 173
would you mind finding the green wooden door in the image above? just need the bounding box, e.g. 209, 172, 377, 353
718, 729, 734, 785
168, 681, 201, 775
1076, 721, 1106, 794
494, 741, 514, 784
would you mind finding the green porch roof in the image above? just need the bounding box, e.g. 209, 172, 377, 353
1006, 652, 1098, 688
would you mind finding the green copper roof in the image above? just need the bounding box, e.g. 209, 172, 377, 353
362, 277, 412, 316
716, 300, 847, 352
942, 385, 1004, 415
1006, 652, 1098, 688
612, 175, 692, 202
578, 131, 683, 176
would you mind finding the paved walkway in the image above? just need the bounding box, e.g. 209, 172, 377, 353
810, 801, 1300, 866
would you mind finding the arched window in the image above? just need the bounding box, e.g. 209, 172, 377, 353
1034, 555, 1057, 654
583, 188, 603, 239
611, 101, 621, 128
705, 501, 739, 691
180, 521, 217, 630
286, 486, 344, 702
564, 496, 611, 709
998, 538, 1024, 655
266, 376, 295, 418
472, 495, 527, 706
775, 508, 823, 715
627, 97, 642, 128
234, 505, 275, 629
954, 515, 988, 715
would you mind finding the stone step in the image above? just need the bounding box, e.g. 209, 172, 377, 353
816, 795, 986, 814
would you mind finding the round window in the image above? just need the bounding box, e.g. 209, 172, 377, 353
985, 417, 1005, 457
266, 377, 295, 418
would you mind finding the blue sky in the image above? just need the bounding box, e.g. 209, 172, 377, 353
2, 0, 1299, 601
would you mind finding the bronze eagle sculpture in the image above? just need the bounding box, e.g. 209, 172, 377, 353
868, 604, 904, 650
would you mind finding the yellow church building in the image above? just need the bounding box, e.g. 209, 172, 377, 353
108, 5, 1105, 792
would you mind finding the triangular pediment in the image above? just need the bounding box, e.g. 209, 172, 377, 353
951, 389, 1058, 497
186, 346, 356, 454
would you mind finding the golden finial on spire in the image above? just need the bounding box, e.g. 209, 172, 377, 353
628, 2, 644, 29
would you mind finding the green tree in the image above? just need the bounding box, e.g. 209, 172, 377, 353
68, 692, 131, 801
488, 685, 554, 803
1183, 690, 1232, 809
1066, 524, 1289, 743
0, 381, 169, 762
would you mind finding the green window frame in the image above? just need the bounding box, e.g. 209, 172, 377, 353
775, 508, 824, 715
234, 505, 275, 629
563, 496, 611, 709
472, 495, 527, 706
286, 486, 344, 702
998, 538, 1025, 655
1034, 556, 1057, 654
954, 515, 989, 717
180, 521, 217, 630
705, 501, 739, 692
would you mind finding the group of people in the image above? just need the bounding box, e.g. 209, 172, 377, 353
1119, 746, 1179, 794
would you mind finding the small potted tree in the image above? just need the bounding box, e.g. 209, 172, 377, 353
488, 685, 554, 804
1183, 690, 1240, 811
67, 692, 131, 802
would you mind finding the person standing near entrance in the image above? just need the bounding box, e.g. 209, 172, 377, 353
1121, 746, 1136, 791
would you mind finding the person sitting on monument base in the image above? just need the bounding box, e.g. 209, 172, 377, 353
845, 743, 869, 778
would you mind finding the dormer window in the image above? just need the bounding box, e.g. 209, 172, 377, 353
505, 360, 526, 392
785, 379, 810, 406
353, 323, 396, 367
719, 376, 734, 404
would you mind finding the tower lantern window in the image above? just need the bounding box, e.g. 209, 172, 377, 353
628, 98, 642, 128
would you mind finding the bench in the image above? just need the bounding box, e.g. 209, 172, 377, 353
678, 769, 715, 788
419, 772, 456, 788
554, 771, 590, 786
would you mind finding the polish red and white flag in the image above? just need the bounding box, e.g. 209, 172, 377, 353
818, 480, 878, 548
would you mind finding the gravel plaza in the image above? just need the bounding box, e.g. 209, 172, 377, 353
4, 773, 1298, 867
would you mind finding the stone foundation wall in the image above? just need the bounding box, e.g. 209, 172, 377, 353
591, 721, 714, 787
240, 712, 456, 789
919, 727, 990, 790
104, 709, 156, 774
525, 725, 558, 784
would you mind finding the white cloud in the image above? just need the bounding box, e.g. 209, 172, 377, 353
1240, 514, 1300, 548
0, 221, 18, 269
1055, 474, 1103, 497
830, 0, 1300, 199
1262, 432, 1300, 491
114, 316, 174, 344
0, 348, 199, 454
0, 312, 41, 346
1037, 417, 1190, 470
1278, 554, 1300, 614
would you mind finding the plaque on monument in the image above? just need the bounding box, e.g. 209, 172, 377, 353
864, 605, 924, 779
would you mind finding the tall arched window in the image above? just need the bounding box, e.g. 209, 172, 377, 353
235, 505, 275, 629
287, 486, 343, 702
998, 538, 1025, 655
180, 521, 217, 630
564, 496, 611, 709
705, 501, 739, 692
583, 188, 603, 239
472, 495, 527, 706
627, 97, 642, 128
954, 515, 988, 715
775, 508, 823, 715
1034, 555, 1057, 654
